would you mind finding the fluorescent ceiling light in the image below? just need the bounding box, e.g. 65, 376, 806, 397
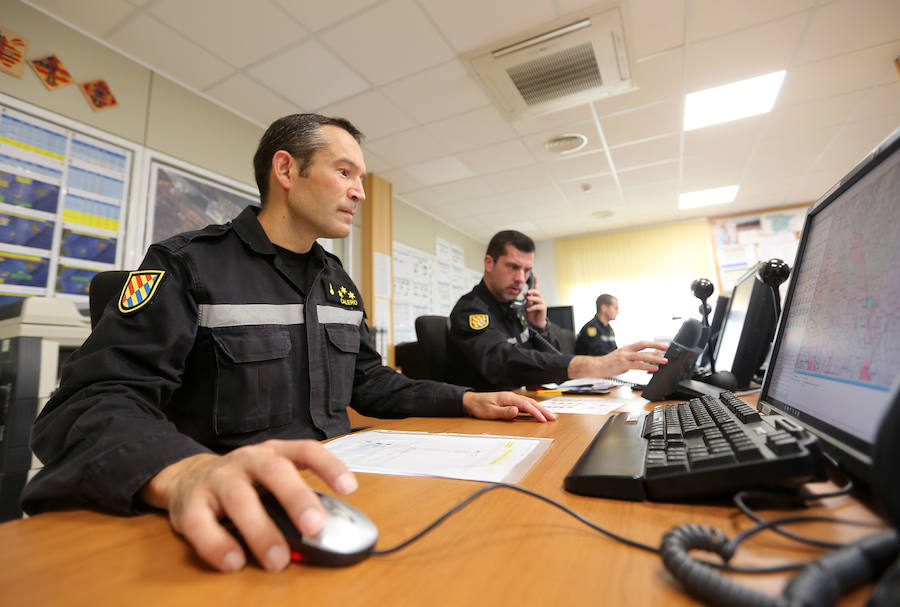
684, 70, 786, 131
679, 185, 739, 209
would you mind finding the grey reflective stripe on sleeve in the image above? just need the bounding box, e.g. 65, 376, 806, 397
198, 303, 305, 328
519, 328, 529, 342
506, 337, 517, 344
317, 305, 364, 325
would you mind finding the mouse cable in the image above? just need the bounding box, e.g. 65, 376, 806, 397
733, 460, 885, 550
372, 482, 658, 557
371, 482, 885, 575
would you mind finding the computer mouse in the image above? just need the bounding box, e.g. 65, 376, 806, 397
259, 490, 378, 567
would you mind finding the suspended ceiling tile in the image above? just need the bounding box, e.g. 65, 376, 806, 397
686, 13, 806, 92
320, 0, 455, 85
247, 39, 369, 110
381, 60, 491, 124
459, 140, 536, 175
609, 135, 679, 171
423, 106, 518, 154
688, 0, 814, 42
600, 100, 682, 146
150, 0, 307, 68
107, 13, 233, 90
28, 0, 137, 38
317, 90, 417, 140
405, 156, 475, 187
419, 0, 559, 54
628, 0, 685, 58
274, 0, 380, 32
205, 73, 300, 126
794, 0, 900, 64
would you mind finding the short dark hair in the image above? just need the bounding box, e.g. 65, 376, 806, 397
596, 294, 616, 313
253, 113, 363, 203
485, 230, 535, 261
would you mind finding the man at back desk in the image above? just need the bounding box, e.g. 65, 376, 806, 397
21, 114, 555, 574
446, 231, 668, 390
575, 294, 619, 356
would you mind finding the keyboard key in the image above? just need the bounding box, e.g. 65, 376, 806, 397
689, 451, 737, 469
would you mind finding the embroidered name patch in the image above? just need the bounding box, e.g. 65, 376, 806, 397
587, 326, 597, 337
118, 270, 165, 313
468, 313, 489, 330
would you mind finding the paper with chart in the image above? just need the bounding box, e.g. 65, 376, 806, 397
325, 429, 552, 483
539, 395, 633, 415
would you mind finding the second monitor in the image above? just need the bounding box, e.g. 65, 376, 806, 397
710, 265, 779, 389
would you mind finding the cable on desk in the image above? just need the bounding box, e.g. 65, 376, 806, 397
732, 484, 884, 551
372, 482, 659, 556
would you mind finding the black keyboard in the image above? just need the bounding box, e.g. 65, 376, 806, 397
564, 392, 826, 501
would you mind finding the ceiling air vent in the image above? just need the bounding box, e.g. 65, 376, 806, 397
466, 7, 636, 121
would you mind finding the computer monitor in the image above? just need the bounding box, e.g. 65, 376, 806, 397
698, 294, 729, 368
712, 266, 778, 388
547, 305, 575, 332
758, 126, 900, 486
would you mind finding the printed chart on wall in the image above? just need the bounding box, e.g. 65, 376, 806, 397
392, 239, 481, 345
709, 205, 807, 293
0, 104, 131, 306
147, 160, 257, 245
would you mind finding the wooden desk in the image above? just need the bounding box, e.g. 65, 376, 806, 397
0, 387, 885, 606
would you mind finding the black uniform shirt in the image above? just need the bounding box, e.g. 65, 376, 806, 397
446, 280, 572, 390
23, 206, 467, 515
575, 316, 617, 356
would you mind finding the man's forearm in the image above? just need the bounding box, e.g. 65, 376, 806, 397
567, 355, 613, 379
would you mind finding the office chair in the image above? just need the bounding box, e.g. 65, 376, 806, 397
88, 270, 131, 329
414, 315, 450, 382
547, 323, 576, 354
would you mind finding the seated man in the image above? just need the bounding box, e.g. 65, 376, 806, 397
575, 294, 619, 356
22, 114, 554, 574
447, 231, 667, 390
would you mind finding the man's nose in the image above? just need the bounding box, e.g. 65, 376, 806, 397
350, 180, 366, 201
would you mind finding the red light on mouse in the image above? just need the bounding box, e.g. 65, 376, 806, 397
290, 551, 303, 562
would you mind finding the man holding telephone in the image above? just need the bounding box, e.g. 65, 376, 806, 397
447, 230, 668, 390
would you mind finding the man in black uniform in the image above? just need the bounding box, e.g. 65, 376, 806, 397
447, 231, 667, 390
22, 114, 554, 574
575, 294, 619, 356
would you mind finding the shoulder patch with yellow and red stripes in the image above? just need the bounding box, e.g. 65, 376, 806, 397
118, 270, 165, 314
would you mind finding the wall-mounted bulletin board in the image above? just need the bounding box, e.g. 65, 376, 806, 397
0, 96, 139, 306
709, 203, 810, 293
143, 152, 258, 249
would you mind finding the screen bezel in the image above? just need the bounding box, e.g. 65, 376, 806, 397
758, 128, 900, 483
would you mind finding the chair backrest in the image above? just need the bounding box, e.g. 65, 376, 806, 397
88, 270, 131, 328
414, 315, 450, 382
548, 323, 577, 355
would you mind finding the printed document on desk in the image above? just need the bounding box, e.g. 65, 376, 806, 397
539, 396, 633, 415
325, 430, 552, 483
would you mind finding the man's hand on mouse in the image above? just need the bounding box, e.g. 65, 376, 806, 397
139, 439, 357, 573
462, 391, 557, 422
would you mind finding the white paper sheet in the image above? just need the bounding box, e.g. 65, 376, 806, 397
325, 429, 552, 483
539, 396, 632, 415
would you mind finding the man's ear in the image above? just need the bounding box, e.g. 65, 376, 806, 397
271, 150, 294, 191
484, 254, 494, 274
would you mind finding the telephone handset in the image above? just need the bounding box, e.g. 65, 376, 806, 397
510, 271, 534, 310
